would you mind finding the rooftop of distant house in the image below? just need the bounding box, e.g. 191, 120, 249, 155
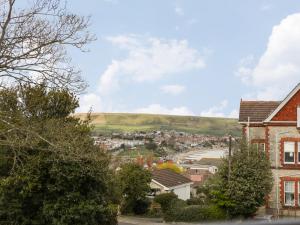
152, 169, 192, 188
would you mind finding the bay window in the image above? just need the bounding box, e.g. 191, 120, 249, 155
299, 181, 300, 206
298, 143, 300, 165
284, 181, 295, 206
284, 142, 295, 164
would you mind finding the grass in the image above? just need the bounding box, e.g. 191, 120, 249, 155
75, 113, 241, 137
117, 148, 156, 158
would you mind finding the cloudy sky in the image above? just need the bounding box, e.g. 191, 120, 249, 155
70, 0, 300, 118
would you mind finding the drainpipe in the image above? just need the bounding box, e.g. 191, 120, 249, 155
247, 117, 250, 144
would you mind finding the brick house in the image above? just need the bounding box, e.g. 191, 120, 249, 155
239, 83, 300, 217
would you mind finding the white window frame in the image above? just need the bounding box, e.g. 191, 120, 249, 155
297, 106, 300, 128
284, 142, 295, 164
298, 142, 300, 165
298, 181, 300, 206
284, 181, 295, 206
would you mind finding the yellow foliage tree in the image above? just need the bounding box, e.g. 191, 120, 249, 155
156, 162, 183, 174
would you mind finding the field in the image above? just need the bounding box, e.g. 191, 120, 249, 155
75, 113, 241, 137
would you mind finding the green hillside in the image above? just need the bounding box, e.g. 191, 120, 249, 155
75, 113, 241, 137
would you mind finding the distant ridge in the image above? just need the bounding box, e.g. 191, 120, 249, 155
75, 113, 241, 136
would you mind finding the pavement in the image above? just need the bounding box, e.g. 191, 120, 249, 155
118, 216, 164, 225
118, 216, 300, 225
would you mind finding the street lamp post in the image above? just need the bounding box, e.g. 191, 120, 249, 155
275, 131, 289, 218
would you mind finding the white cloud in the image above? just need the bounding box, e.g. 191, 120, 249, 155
133, 104, 194, 116
228, 109, 239, 118
161, 84, 186, 95
187, 19, 198, 25
260, 3, 272, 11
174, 5, 184, 16
99, 35, 206, 94
77, 93, 102, 113
200, 100, 228, 117
236, 13, 300, 100
235, 55, 255, 84
200, 100, 238, 118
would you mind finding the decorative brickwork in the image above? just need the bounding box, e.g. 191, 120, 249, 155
272, 90, 300, 121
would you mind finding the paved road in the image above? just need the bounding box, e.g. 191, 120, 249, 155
118, 216, 164, 225
118, 216, 300, 225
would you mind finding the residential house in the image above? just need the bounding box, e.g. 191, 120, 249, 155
181, 158, 222, 196
239, 83, 300, 216
150, 169, 193, 200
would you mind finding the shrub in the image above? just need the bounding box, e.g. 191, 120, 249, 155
153, 192, 178, 212
164, 199, 226, 222
186, 197, 205, 206
163, 198, 187, 222
132, 199, 151, 215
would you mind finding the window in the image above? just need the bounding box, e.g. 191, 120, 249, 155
284, 181, 295, 206
258, 143, 265, 152
297, 106, 300, 128
284, 142, 295, 164
298, 181, 300, 206
252, 141, 265, 152
298, 143, 300, 165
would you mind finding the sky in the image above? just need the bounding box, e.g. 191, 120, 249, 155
68, 0, 300, 118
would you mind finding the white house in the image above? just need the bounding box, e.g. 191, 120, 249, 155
150, 169, 193, 200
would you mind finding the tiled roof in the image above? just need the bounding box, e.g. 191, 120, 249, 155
152, 169, 192, 188
197, 158, 223, 167
239, 101, 281, 123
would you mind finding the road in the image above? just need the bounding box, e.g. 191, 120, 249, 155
118, 216, 164, 225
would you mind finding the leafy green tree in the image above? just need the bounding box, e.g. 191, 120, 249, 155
203, 140, 273, 218
0, 85, 118, 225
117, 163, 151, 214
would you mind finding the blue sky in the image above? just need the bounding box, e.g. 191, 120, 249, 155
70, 0, 300, 118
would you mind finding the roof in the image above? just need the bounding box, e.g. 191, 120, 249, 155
152, 169, 192, 188
197, 158, 223, 167
264, 83, 300, 122
184, 169, 211, 175
239, 101, 281, 123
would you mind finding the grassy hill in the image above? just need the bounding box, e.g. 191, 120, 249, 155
75, 113, 241, 137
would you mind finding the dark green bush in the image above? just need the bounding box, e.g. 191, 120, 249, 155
164, 199, 226, 222
163, 198, 187, 222
153, 192, 178, 212
132, 199, 151, 215
186, 197, 205, 206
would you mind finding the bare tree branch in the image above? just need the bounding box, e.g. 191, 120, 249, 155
0, 0, 95, 92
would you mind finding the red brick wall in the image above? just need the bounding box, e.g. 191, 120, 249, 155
272, 90, 300, 121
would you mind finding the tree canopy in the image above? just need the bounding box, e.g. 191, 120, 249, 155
117, 163, 151, 215
202, 140, 273, 218
0, 85, 118, 225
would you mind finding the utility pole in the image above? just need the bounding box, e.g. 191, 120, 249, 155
228, 135, 232, 181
